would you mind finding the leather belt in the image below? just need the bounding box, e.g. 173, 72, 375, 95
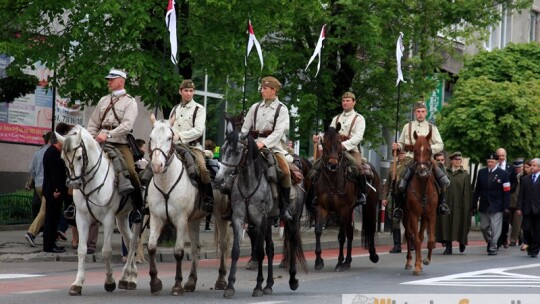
101, 125, 116, 131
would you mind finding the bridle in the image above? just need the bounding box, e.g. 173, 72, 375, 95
219, 139, 248, 174
148, 127, 176, 173
322, 139, 343, 173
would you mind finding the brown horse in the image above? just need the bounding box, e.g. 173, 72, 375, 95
403, 130, 438, 275
310, 125, 379, 272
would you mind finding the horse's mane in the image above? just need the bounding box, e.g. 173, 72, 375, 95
323, 126, 340, 150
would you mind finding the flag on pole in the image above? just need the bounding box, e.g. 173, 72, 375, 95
396, 32, 405, 86
166, 0, 177, 64
246, 20, 264, 69
305, 24, 326, 77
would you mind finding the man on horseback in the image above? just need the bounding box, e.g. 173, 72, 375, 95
168, 79, 214, 213
83, 68, 145, 224
391, 101, 450, 219
312, 91, 370, 206
241, 76, 293, 221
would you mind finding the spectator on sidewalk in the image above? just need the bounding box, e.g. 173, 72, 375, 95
516, 158, 540, 258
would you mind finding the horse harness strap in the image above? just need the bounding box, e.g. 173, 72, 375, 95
405, 122, 432, 152
250, 101, 282, 139
335, 113, 359, 141
100, 94, 127, 130
152, 160, 185, 225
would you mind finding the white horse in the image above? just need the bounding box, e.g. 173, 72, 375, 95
57, 125, 140, 296
147, 114, 230, 295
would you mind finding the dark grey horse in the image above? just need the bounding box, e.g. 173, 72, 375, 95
214, 116, 306, 298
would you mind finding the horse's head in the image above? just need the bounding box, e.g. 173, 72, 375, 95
321, 124, 343, 172
412, 130, 433, 178
57, 125, 99, 189
148, 113, 177, 174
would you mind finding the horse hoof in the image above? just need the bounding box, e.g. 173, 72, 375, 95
184, 282, 196, 292
118, 280, 128, 290
315, 259, 324, 271
223, 287, 235, 298
214, 280, 227, 290
423, 258, 431, 266
370, 254, 379, 263
150, 280, 163, 295
127, 282, 137, 290
278, 259, 286, 269
405, 265, 412, 270
289, 279, 299, 291
171, 286, 184, 296
335, 264, 349, 272
104, 282, 116, 292
413, 270, 421, 276
252, 288, 264, 297
263, 286, 273, 295
245, 260, 258, 270
69, 285, 82, 296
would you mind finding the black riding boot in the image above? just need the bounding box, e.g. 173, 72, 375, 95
128, 178, 144, 224
443, 241, 453, 255
438, 191, 450, 216
389, 229, 402, 253
356, 174, 367, 205
280, 187, 293, 222
201, 183, 214, 213
398, 163, 414, 193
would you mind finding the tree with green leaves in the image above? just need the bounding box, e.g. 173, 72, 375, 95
0, 0, 531, 157
438, 42, 540, 164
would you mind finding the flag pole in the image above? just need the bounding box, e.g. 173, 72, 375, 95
155, 43, 169, 117
242, 19, 249, 115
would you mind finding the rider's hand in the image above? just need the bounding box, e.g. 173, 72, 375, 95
392, 142, 399, 150
382, 199, 388, 207
256, 141, 265, 150
313, 135, 320, 144
96, 132, 108, 143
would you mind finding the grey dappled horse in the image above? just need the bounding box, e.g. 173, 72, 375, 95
214, 115, 306, 298
57, 125, 140, 296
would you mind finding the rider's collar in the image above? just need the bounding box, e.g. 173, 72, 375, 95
342, 110, 355, 117
415, 119, 427, 126
112, 89, 126, 96
263, 98, 277, 107
181, 99, 193, 107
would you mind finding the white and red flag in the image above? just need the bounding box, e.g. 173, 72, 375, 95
166, 0, 177, 64
305, 24, 326, 77
246, 20, 263, 69
396, 32, 405, 86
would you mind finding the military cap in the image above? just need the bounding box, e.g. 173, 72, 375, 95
260, 76, 281, 90
105, 68, 127, 79
449, 151, 462, 160
180, 79, 196, 89
342, 92, 356, 100
487, 153, 498, 160
413, 101, 427, 110
513, 159, 524, 167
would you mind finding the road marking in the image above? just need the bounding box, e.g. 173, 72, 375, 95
403, 263, 540, 287
0, 274, 44, 280
14, 289, 56, 294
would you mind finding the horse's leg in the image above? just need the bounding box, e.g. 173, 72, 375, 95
424, 209, 436, 266
171, 216, 188, 296
224, 217, 243, 298
412, 215, 422, 276
69, 213, 90, 296
404, 212, 413, 270
101, 215, 116, 292
184, 219, 201, 292
263, 219, 275, 295
125, 222, 140, 290
148, 215, 164, 295
287, 215, 300, 291
365, 189, 380, 263
342, 209, 354, 271
213, 199, 229, 290
117, 214, 135, 290
314, 206, 327, 270
335, 215, 346, 271
252, 218, 267, 297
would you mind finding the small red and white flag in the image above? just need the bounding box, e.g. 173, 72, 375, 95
166, 0, 177, 64
305, 24, 326, 77
503, 182, 511, 192
396, 32, 405, 86
246, 20, 264, 69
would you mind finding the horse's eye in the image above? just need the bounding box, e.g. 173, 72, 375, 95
77, 156, 82, 161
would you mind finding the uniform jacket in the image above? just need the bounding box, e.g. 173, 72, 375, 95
517, 173, 540, 216
473, 167, 511, 213
87, 90, 138, 144
242, 98, 289, 154
329, 110, 365, 153
397, 120, 444, 159
169, 99, 206, 150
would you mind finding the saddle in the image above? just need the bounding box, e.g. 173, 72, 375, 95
289, 162, 303, 185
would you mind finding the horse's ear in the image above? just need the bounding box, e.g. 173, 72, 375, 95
55, 132, 65, 144
336, 122, 341, 132
413, 131, 418, 140
150, 113, 157, 125
225, 119, 234, 135
169, 113, 176, 127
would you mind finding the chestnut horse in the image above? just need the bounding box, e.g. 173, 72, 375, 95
403, 130, 438, 275
310, 125, 379, 272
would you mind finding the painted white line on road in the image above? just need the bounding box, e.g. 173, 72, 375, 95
403, 263, 540, 287
14, 289, 56, 294
0, 274, 44, 280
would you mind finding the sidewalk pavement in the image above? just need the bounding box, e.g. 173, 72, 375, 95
0, 220, 485, 264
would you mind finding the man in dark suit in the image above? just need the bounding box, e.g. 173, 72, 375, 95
473, 153, 511, 255
517, 158, 540, 258
42, 123, 73, 253
495, 147, 518, 249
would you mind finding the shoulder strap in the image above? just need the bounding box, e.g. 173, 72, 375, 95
347, 114, 359, 138
192, 106, 199, 126
101, 94, 125, 126
252, 101, 264, 131
272, 103, 283, 132
335, 114, 342, 128
169, 104, 179, 120
408, 121, 413, 144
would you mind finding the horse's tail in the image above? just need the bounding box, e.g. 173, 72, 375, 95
361, 162, 379, 250
284, 217, 308, 274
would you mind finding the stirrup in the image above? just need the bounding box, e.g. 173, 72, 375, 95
203, 199, 214, 213
356, 193, 366, 205
438, 203, 450, 216
129, 209, 142, 224
392, 208, 403, 220
280, 208, 293, 222
64, 204, 76, 220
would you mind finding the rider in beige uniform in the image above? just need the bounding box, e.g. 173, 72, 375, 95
86, 68, 144, 223
241, 76, 292, 221
169, 79, 213, 213
313, 91, 368, 205
391, 101, 450, 217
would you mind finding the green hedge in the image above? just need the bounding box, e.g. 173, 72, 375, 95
0, 193, 33, 225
